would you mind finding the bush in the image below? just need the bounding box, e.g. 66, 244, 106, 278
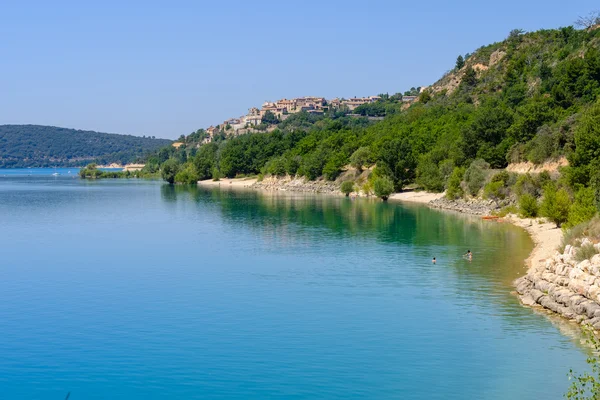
483, 181, 506, 200
464, 159, 489, 196
265, 157, 287, 177
361, 181, 373, 196
446, 167, 465, 200
212, 167, 221, 181
541, 183, 571, 227
373, 176, 394, 200
566, 187, 598, 228
349, 147, 371, 172
519, 194, 539, 217
174, 162, 199, 184
493, 205, 518, 217
561, 216, 600, 251
514, 173, 540, 197
340, 181, 355, 196
574, 243, 600, 262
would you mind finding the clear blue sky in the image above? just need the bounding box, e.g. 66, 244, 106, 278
0, 1, 597, 139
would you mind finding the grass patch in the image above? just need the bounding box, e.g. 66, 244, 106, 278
560, 216, 600, 253
574, 243, 600, 262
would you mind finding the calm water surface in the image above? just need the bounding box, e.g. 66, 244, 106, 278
0, 169, 588, 399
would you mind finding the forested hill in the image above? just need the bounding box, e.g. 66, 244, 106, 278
0, 125, 172, 168
147, 24, 600, 193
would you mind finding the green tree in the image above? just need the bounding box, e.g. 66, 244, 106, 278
340, 181, 355, 197
464, 159, 489, 196
174, 162, 199, 184
519, 194, 539, 217
446, 167, 464, 200
161, 159, 180, 184
541, 183, 571, 227
567, 187, 598, 228
349, 147, 371, 172
261, 110, 279, 125
373, 176, 394, 201
456, 55, 465, 70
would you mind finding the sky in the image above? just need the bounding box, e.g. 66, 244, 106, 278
0, 1, 597, 139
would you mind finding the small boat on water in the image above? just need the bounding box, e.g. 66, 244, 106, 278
481, 215, 500, 220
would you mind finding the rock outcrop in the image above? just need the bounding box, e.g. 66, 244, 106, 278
515, 240, 600, 328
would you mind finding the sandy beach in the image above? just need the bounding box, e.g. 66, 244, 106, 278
198, 178, 258, 187
389, 191, 445, 203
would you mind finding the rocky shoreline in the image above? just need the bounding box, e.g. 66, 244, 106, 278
251, 176, 339, 194
514, 240, 600, 328
428, 196, 510, 215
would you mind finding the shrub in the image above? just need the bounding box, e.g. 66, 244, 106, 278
174, 162, 199, 184
439, 159, 455, 186
340, 181, 355, 196
212, 167, 221, 181
446, 167, 465, 200
493, 205, 518, 217
519, 194, 539, 217
373, 176, 394, 200
265, 157, 287, 177
514, 173, 539, 197
566, 187, 598, 228
561, 216, 600, 251
574, 243, 600, 262
464, 159, 489, 196
541, 183, 571, 227
483, 181, 506, 200
361, 181, 373, 196
349, 147, 371, 172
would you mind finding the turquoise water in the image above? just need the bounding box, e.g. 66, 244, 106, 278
0, 171, 588, 399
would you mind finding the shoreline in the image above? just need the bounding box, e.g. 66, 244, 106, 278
197, 177, 569, 320
197, 178, 561, 281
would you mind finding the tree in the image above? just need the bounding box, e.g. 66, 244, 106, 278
567, 187, 598, 228
340, 181, 355, 197
575, 10, 600, 30
161, 159, 180, 184
349, 147, 371, 172
445, 167, 464, 200
373, 176, 394, 201
261, 110, 279, 125
464, 159, 489, 196
455, 55, 465, 70
519, 194, 539, 218
540, 183, 571, 227
463, 66, 477, 87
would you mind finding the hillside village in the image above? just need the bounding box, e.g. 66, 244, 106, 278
175, 93, 421, 147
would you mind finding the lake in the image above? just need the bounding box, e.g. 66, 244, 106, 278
0, 169, 588, 399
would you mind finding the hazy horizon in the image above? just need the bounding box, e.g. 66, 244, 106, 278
1, 0, 597, 139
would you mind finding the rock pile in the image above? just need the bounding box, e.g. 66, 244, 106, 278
429, 197, 507, 215
252, 176, 339, 194
515, 239, 600, 328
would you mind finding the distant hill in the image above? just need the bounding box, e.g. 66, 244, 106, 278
0, 125, 172, 168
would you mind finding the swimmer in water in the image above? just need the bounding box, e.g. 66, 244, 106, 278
465, 250, 472, 261
432, 257, 436, 264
